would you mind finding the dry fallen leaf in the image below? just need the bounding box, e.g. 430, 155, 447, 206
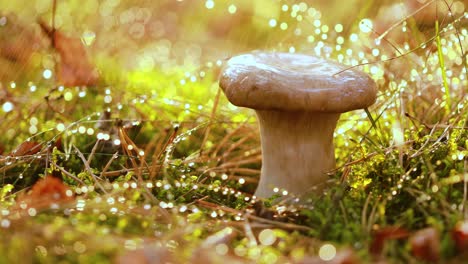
8, 138, 62, 157
452, 220, 468, 253
10, 141, 42, 157
369, 226, 409, 257
39, 20, 99, 87
17, 176, 74, 210
409, 227, 440, 262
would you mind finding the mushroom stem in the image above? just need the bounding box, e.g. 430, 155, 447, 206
254, 110, 340, 198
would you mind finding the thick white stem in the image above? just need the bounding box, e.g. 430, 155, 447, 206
254, 110, 340, 198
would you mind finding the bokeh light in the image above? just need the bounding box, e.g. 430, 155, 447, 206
319, 244, 336, 261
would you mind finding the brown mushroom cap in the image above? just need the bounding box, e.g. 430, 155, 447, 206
219, 52, 377, 113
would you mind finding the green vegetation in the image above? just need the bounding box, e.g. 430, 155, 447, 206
0, 0, 467, 263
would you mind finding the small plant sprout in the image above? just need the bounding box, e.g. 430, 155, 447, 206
219, 51, 377, 198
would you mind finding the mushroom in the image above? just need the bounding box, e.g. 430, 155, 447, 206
219, 52, 377, 198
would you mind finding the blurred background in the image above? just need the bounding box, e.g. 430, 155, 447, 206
0, 0, 466, 83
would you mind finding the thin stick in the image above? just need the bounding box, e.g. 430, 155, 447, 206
73, 145, 107, 193
196, 200, 313, 232
367, 197, 381, 233
212, 124, 247, 158
87, 139, 101, 164
361, 193, 372, 233
333, 35, 437, 76
218, 156, 262, 168
50, 160, 85, 185
206, 167, 260, 175
118, 127, 149, 181
441, 0, 467, 76
221, 133, 255, 160
101, 167, 153, 177
226, 148, 261, 162
226, 175, 258, 184
150, 125, 179, 179
118, 128, 139, 172
100, 152, 119, 178
243, 217, 258, 246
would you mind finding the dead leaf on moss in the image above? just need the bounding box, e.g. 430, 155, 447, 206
9, 138, 63, 158
39, 20, 99, 87
369, 226, 409, 257
409, 227, 440, 262
452, 220, 468, 253
10, 141, 42, 157
17, 176, 74, 211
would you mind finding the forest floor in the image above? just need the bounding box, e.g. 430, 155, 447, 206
0, 1, 468, 263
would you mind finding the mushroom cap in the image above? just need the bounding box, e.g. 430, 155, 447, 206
219, 52, 377, 113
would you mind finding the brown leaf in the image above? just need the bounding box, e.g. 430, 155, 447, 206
370, 226, 409, 256
39, 20, 99, 87
409, 227, 440, 262
452, 220, 468, 253
9, 139, 63, 157
30, 176, 72, 198
332, 248, 360, 264
10, 141, 42, 157
18, 176, 74, 210
54, 137, 64, 152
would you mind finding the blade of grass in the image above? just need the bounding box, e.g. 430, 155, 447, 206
150, 125, 179, 179
435, 20, 451, 114
363, 107, 386, 149
364, 108, 377, 132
